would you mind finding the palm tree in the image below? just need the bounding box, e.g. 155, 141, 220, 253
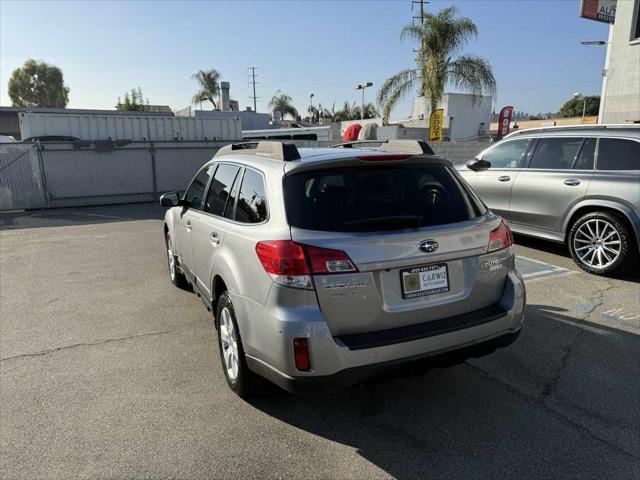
377, 7, 496, 124
268, 91, 298, 120
192, 69, 221, 109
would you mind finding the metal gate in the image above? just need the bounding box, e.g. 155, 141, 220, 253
0, 141, 224, 211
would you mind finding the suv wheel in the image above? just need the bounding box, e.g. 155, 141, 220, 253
165, 233, 189, 289
216, 292, 256, 397
568, 211, 633, 275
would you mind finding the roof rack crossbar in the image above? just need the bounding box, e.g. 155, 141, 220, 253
332, 139, 434, 155
214, 140, 301, 161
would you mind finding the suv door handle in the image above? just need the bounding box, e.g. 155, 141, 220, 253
564, 179, 581, 186
185, 220, 192, 232
498, 175, 511, 182
209, 231, 220, 246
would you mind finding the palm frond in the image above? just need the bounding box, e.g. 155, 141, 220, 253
447, 54, 496, 99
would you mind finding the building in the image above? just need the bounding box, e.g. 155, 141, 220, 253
398, 93, 492, 140
582, 0, 640, 123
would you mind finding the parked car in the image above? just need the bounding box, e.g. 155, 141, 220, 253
461, 125, 640, 275
161, 140, 525, 396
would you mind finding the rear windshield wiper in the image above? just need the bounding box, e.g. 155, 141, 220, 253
343, 215, 423, 228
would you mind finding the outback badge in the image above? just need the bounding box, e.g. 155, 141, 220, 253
418, 240, 439, 253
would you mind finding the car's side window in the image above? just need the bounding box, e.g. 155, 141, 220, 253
204, 163, 240, 216
481, 139, 530, 168
528, 137, 583, 170
573, 138, 596, 170
222, 168, 242, 220
236, 169, 268, 224
597, 138, 640, 170
183, 165, 215, 210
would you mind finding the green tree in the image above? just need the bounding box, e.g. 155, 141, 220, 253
558, 95, 600, 118
377, 7, 496, 124
332, 102, 379, 121
192, 69, 222, 109
8, 59, 70, 107
116, 87, 149, 111
268, 91, 298, 120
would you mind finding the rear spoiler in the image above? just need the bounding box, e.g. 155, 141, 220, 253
331, 139, 435, 155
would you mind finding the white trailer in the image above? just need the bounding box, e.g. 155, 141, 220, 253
19, 112, 241, 142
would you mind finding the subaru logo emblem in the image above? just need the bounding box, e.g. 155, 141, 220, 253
419, 240, 439, 253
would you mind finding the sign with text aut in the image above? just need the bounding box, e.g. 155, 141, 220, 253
429, 109, 444, 141
580, 0, 616, 23
497, 106, 514, 139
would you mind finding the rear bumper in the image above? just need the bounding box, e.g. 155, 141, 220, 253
246, 328, 521, 394
239, 268, 525, 394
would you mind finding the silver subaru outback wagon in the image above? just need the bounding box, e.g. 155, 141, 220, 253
161, 140, 525, 397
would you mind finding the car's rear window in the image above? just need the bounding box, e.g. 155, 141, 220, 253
284, 164, 476, 232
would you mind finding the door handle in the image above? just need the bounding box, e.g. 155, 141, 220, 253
209, 231, 220, 246
564, 179, 581, 186
498, 175, 511, 182
186, 221, 192, 232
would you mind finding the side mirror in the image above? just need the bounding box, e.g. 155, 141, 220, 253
466, 158, 491, 172
160, 191, 181, 208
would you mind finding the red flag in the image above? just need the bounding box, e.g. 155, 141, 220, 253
497, 106, 514, 139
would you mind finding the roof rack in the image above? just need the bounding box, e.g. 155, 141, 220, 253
332, 139, 435, 155
504, 124, 640, 138
214, 140, 301, 161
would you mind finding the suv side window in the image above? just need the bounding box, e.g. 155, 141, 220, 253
574, 138, 596, 170
204, 163, 240, 216
184, 165, 215, 209
482, 139, 530, 168
236, 169, 268, 224
597, 138, 640, 170
528, 137, 583, 170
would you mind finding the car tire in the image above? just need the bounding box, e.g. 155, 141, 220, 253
216, 291, 257, 398
165, 233, 189, 289
568, 211, 635, 275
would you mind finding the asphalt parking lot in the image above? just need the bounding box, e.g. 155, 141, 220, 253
1, 203, 639, 479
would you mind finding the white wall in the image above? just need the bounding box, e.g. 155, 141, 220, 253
410, 93, 492, 140
600, 0, 640, 123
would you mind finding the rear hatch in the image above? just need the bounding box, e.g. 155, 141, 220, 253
284, 154, 510, 336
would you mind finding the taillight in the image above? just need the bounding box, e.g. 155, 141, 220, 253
255, 241, 358, 289
306, 245, 357, 274
293, 338, 310, 371
487, 219, 513, 252
255, 241, 312, 289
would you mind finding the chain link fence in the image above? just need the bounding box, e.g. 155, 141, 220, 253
0, 141, 226, 211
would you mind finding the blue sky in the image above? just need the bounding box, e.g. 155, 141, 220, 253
0, 0, 609, 119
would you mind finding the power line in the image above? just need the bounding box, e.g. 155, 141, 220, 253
248, 67, 259, 112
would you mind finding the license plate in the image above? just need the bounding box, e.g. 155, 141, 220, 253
400, 263, 449, 299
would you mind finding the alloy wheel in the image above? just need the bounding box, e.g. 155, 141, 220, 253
219, 307, 239, 381
167, 237, 176, 281
573, 219, 621, 269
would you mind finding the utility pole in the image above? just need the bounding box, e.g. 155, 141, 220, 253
248, 67, 259, 112
411, 0, 428, 26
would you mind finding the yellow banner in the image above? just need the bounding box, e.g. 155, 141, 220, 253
429, 109, 444, 142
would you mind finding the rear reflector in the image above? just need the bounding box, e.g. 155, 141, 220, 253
487, 219, 514, 252
305, 245, 358, 274
293, 338, 310, 371
255, 241, 358, 290
356, 154, 413, 161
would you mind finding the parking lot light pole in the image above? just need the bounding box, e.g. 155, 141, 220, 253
309, 93, 314, 122
355, 82, 373, 120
